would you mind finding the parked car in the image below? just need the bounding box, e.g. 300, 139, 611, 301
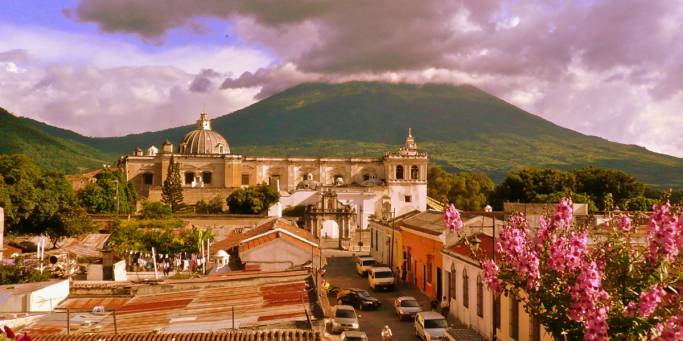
414, 311, 448, 340
355, 256, 376, 276
330, 305, 360, 334
368, 266, 395, 290
394, 296, 422, 320
340, 331, 368, 341
337, 288, 381, 310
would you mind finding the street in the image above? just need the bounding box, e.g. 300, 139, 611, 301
322, 254, 436, 341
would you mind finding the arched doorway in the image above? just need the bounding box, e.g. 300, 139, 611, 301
321, 220, 340, 239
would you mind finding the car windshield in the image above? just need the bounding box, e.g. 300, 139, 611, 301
362, 260, 375, 266
355, 290, 370, 297
374, 271, 393, 278
424, 318, 448, 329
401, 299, 420, 307
336, 309, 356, 318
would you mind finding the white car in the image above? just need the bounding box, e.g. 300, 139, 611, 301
415, 311, 448, 340
330, 305, 360, 334
394, 296, 422, 320
340, 331, 368, 341
355, 256, 376, 276
368, 266, 395, 290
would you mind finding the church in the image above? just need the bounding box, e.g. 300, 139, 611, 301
120, 112, 428, 241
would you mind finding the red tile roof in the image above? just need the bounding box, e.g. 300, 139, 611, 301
213, 218, 317, 252
447, 233, 494, 260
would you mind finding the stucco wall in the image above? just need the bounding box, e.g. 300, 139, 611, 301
401, 229, 443, 299
241, 238, 312, 272
29, 280, 69, 312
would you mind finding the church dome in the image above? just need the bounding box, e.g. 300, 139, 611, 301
178, 113, 230, 155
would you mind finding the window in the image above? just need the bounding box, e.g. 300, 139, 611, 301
477, 276, 484, 317
426, 255, 433, 284
450, 264, 456, 301
463, 269, 469, 308
411, 165, 419, 179
363, 174, 370, 181
494, 296, 501, 329
395, 165, 404, 179
375, 230, 379, 251
404, 195, 412, 202
143, 173, 154, 185
510, 295, 519, 340
241, 174, 250, 185
202, 172, 212, 184
530, 315, 541, 341
185, 172, 195, 185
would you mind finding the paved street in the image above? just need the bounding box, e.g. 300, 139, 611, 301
322, 254, 437, 341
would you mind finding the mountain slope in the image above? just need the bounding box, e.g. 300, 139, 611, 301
14, 82, 683, 186
0, 108, 115, 173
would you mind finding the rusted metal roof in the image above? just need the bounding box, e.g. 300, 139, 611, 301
25, 272, 315, 336
213, 218, 315, 252
33, 330, 321, 341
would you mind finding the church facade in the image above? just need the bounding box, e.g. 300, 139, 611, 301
120, 113, 428, 239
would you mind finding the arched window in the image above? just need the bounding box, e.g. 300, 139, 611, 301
463, 268, 469, 308
449, 264, 456, 301
202, 171, 212, 185
218, 144, 224, 154
411, 165, 419, 179
477, 276, 484, 317
396, 165, 404, 179
185, 172, 195, 185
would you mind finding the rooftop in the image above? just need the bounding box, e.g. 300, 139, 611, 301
22, 271, 317, 336
446, 233, 494, 260
400, 211, 446, 235
33, 330, 321, 341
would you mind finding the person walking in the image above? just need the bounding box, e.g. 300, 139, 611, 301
381, 325, 393, 341
440, 296, 450, 316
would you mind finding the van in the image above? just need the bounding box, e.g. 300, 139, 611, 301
368, 266, 395, 290
355, 256, 376, 276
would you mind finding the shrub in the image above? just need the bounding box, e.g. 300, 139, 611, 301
141, 201, 172, 219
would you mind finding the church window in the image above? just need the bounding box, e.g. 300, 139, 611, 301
411, 165, 419, 179
242, 174, 250, 185
143, 173, 154, 185
396, 165, 404, 179
477, 275, 484, 317
202, 172, 212, 184
404, 195, 412, 203
185, 172, 195, 185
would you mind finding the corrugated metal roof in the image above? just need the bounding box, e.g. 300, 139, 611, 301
25, 273, 315, 336
34, 330, 321, 341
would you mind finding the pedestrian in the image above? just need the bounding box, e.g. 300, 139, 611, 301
440, 296, 450, 316
381, 325, 393, 341
401, 263, 407, 282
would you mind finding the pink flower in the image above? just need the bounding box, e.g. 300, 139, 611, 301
659, 306, 683, 340
568, 262, 610, 340
616, 214, 632, 232
547, 231, 588, 273
637, 285, 666, 318
647, 202, 679, 262
443, 204, 463, 232
553, 197, 573, 227
481, 259, 502, 296
623, 302, 635, 317
4, 325, 15, 339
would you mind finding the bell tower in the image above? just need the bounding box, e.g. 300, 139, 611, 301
383, 128, 428, 215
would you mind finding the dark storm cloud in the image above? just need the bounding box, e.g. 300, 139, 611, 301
189, 68, 221, 93
66, 0, 683, 156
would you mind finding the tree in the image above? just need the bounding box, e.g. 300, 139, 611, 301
574, 167, 645, 211
444, 199, 683, 340
78, 170, 136, 214
140, 201, 172, 219
161, 156, 184, 212
227, 184, 279, 214
448, 172, 494, 210
427, 166, 455, 202
195, 196, 224, 214
493, 168, 577, 207
44, 205, 95, 248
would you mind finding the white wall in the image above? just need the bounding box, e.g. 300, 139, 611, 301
87, 264, 103, 281
241, 238, 312, 272
114, 260, 128, 281
388, 183, 427, 216
29, 280, 69, 312
442, 253, 492, 340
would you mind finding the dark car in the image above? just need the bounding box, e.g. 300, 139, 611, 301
336, 288, 381, 310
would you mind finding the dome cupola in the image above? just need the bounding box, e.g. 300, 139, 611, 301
178, 112, 230, 155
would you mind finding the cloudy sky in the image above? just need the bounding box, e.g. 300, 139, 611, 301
1, 1, 682, 157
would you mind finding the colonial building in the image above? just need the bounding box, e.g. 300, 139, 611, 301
120, 112, 428, 242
